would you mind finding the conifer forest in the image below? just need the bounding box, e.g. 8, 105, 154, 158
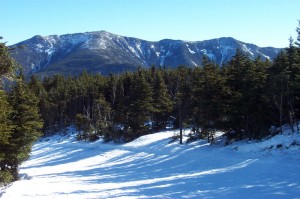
1, 23, 300, 185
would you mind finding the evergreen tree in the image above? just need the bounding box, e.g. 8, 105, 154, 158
0, 38, 16, 184
6, 73, 43, 179
223, 49, 270, 140
92, 94, 113, 141
0, 90, 14, 184
113, 72, 133, 141
286, 37, 300, 131
192, 56, 226, 143
173, 65, 193, 144
127, 70, 154, 140
295, 20, 300, 48
268, 52, 289, 133
75, 113, 93, 141
152, 70, 173, 130
0, 90, 13, 150
248, 57, 271, 138
0, 39, 15, 79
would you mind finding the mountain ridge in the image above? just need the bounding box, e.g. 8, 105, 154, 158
10, 31, 282, 76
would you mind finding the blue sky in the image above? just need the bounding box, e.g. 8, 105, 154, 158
1, 0, 299, 47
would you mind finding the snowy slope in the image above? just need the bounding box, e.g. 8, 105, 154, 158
1, 127, 300, 199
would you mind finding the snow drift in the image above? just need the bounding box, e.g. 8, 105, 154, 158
1, 127, 300, 199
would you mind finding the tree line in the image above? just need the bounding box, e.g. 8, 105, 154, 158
29, 38, 300, 144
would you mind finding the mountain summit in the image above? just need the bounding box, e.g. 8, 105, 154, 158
10, 31, 281, 76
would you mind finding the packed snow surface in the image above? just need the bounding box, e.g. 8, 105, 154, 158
1, 127, 300, 199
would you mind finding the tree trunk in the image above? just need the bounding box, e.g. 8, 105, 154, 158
179, 106, 183, 144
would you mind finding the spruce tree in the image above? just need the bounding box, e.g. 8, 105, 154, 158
0, 38, 16, 184
286, 37, 300, 132
152, 70, 173, 130
0, 39, 14, 78
92, 94, 113, 141
7, 73, 43, 179
113, 72, 133, 141
0, 90, 13, 151
268, 52, 289, 133
224, 49, 270, 140
128, 70, 154, 139
192, 56, 225, 143
174, 65, 192, 144
295, 20, 300, 48
0, 90, 14, 184
224, 49, 255, 139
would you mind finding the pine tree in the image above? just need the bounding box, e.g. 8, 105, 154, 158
223, 49, 248, 137
0, 90, 14, 184
0, 39, 15, 79
0, 38, 16, 184
174, 65, 193, 144
248, 57, 270, 138
112, 72, 133, 141
295, 20, 300, 48
0, 90, 13, 150
6, 73, 43, 179
192, 56, 225, 143
224, 49, 271, 140
286, 37, 300, 132
268, 52, 289, 133
128, 70, 154, 140
92, 94, 113, 141
152, 70, 173, 130
0, 39, 14, 150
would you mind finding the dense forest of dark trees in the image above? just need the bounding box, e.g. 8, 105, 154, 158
29, 37, 300, 143
1, 22, 300, 185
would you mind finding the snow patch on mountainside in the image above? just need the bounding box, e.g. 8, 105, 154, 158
188, 48, 196, 54
242, 44, 254, 57
260, 53, 271, 60
186, 44, 196, 54
201, 49, 215, 61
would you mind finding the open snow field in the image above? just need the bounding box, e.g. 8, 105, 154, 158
1, 128, 300, 199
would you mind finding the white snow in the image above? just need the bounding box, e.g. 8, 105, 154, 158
98, 38, 108, 50
1, 127, 300, 199
43, 36, 57, 46
242, 44, 254, 57
155, 51, 160, 57
43, 44, 55, 68
128, 46, 141, 58
188, 48, 196, 54
200, 49, 215, 61
135, 42, 143, 56
260, 53, 271, 60
191, 60, 198, 66
186, 44, 196, 54
35, 44, 44, 53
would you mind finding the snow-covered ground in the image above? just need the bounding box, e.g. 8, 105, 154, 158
1, 127, 300, 199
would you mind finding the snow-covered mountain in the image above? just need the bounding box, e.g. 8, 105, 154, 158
10, 31, 281, 76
